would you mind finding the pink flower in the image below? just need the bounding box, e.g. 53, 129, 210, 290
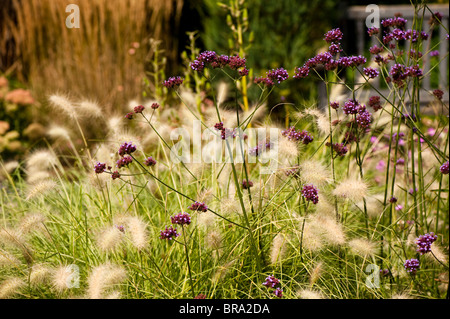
376, 160, 386, 171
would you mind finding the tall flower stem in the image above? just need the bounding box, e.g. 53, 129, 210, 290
225, 139, 262, 272
181, 225, 195, 298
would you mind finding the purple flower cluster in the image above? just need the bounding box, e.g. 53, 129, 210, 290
330, 101, 340, 110
327, 142, 348, 157
404, 258, 420, 275
389, 64, 423, 86
285, 166, 300, 178
433, 89, 444, 100
328, 43, 342, 55
342, 99, 362, 115
369, 45, 384, 55
242, 180, 253, 189
159, 226, 180, 240
111, 171, 121, 180
383, 29, 429, 44
214, 122, 236, 140
262, 275, 280, 288
255, 68, 289, 86
274, 288, 283, 298
415, 232, 438, 255
293, 66, 310, 79
363, 67, 379, 79
144, 156, 157, 167
368, 96, 382, 112
249, 140, 272, 156
267, 68, 289, 84
163, 76, 184, 89
116, 155, 133, 169
281, 127, 314, 144
381, 17, 407, 28
134, 105, 145, 113
367, 27, 380, 36
324, 28, 343, 43
305, 52, 333, 68
440, 161, 449, 174
118, 142, 137, 157
94, 162, 106, 174
188, 201, 208, 212
262, 275, 282, 298
337, 55, 366, 68
356, 110, 373, 129
190, 51, 247, 74
170, 212, 192, 226
301, 184, 319, 204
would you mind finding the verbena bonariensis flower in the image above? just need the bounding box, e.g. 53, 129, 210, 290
343, 99, 361, 115
328, 43, 342, 55
327, 142, 348, 156
338, 55, 366, 68
274, 288, 283, 298
381, 17, 407, 28
363, 67, 379, 79
374, 54, 387, 65
159, 225, 180, 240
115, 224, 125, 233
116, 156, 133, 169
281, 127, 314, 144
301, 184, 319, 204
228, 55, 247, 70
188, 201, 208, 212
369, 45, 384, 55
94, 162, 107, 174
214, 122, 224, 131
330, 101, 340, 109
262, 275, 280, 288
293, 66, 310, 79
171, 212, 192, 225
144, 156, 157, 167
356, 110, 372, 129
239, 68, 249, 77
118, 142, 137, 157
267, 68, 289, 84
324, 28, 343, 43
134, 105, 145, 113
151, 102, 160, 110
368, 96, 382, 111
430, 50, 439, 57
242, 180, 253, 189
389, 64, 408, 85
249, 140, 272, 156
433, 89, 444, 100
111, 171, 121, 180
254, 76, 274, 87
404, 258, 420, 275
407, 65, 423, 77
415, 232, 438, 255
440, 161, 449, 174
285, 166, 300, 177
408, 49, 423, 59
163, 76, 184, 89
125, 112, 133, 120
367, 27, 379, 36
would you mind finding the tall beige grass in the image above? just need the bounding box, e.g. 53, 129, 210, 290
4, 0, 183, 112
